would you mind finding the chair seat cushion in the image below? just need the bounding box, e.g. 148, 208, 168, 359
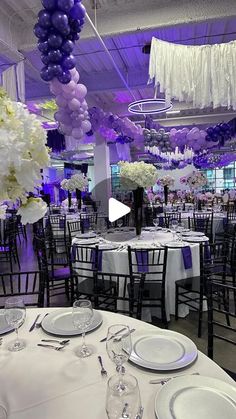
49, 267, 70, 279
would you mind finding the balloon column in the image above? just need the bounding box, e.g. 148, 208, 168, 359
34, 0, 91, 140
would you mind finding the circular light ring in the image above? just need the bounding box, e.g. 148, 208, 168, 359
128, 98, 173, 115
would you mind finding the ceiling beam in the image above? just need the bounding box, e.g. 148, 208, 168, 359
20, 0, 236, 51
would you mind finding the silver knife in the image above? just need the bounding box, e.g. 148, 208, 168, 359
29, 314, 41, 332
100, 327, 127, 342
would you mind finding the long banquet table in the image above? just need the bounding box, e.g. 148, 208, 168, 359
0, 308, 234, 419
73, 229, 204, 319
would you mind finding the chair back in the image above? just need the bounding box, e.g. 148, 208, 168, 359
67, 220, 81, 243
165, 212, 181, 228
190, 212, 213, 240
0, 271, 45, 307
80, 213, 98, 233
207, 281, 236, 359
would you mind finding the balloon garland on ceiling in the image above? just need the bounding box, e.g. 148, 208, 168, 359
34, 0, 91, 141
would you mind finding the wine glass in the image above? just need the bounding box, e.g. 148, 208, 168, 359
72, 299, 94, 358
4, 296, 26, 352
169, 219, 178, 241
116, 218, 124, 229
176, 222, 185, 242
106, 374, 141, 419
106, 325, 132, 391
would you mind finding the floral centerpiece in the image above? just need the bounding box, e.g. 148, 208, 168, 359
180, 171, 207, 189
0, 88, 50, 224
61, 174, 89, 209
157, 175, 175, 205
119, 161, 158, 236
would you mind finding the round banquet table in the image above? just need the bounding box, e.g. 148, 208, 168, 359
0, 308, 234, 419
73, 229, 205, 319
180, 212, 226, 239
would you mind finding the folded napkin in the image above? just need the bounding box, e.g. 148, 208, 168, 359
59, 219, 65, 229
71, 243, 76, 262
91, 248, 103, 271
82, 218, 90, 232
135, 250, 149, 273
204, 243, 211, 260
181, 246, 192, 269
196, 219, 205, 229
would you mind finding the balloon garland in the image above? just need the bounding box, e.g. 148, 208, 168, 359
34, 0, 91, 140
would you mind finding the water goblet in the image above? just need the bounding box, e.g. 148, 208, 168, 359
169, 219, 178, 241
72, 299, 93, 358
4, 296, 26, 352
106, 325, 132, 392
106, 373, 141, 419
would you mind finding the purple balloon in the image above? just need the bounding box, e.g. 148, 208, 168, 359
61, 39, 74, 54
34, 24, 48, 40
72, 127, 83, 139
41, 54, 50, 65
81, 120, 91, 133
62, 80, 76, 92
69, 3, 86, 20
48, 63, 63, 77
38, 41, 49, 53
52, 11, 68, 31
68, 98, 80, 111
75, 84, 87, 99
40, 66, 54, 81
48, 33, 63, 48
60, 124, 72, 135
56, 94, 68, 107
62, 54, 76, 70
38, 10, 51, 28
58, 70, 71, 84
58, 0, 74, 12
72, 119, 82, 128
48, 49, 63, 63
41, 0, 57, 10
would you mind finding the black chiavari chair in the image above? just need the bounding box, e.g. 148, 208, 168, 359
165, 212, 181, 228
175, 242, 228, 337
188, 212, 213, 242
0, 218, 20, 272
67, 220, 81, 244
0, 271, 45, 307
207, 280, 236, 379
80, 213, 98, 233
128, 246, 168, 327
35, 236, 71, 306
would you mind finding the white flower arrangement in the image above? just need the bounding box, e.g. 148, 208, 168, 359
119, 161, 158, 190
60, 174, 89, 192
17, 198, 48, 225
181, 171, 207, 189
0, 204, 7, 220
0, 88, 50, 224
157, 175, 175, 188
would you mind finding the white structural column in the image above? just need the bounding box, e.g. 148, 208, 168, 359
93, 133, 111, 214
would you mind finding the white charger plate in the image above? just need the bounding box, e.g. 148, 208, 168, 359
155, 375, 236, 419
75, 238, 100, 246
184, 236, 208, 242
76, 232, 97, 239
182, 231, 205, 237
129, 331, 197, 371
42, 308, 103, 336
0, 311, 14, 335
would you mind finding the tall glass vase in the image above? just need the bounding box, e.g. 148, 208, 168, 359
68, 191, 72, 208
133, 187, 144, 237
76, 189, 82, 210
164, 185, 168, 205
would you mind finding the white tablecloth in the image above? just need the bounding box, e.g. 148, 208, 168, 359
181, 212, 226, 239
73, 230, 202, 319
0, 308, 234, 419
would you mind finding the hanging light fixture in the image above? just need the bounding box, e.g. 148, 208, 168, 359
128, 87, 173, 115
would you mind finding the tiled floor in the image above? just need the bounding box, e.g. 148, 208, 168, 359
1, 226, 235, 373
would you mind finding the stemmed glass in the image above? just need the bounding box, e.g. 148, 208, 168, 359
176, 222, 185, 242
4, 296, 26, 352
106, 374, 142, 419
106, 325, 132, 392
169, 219, 178, 241
72, 299, 94, 358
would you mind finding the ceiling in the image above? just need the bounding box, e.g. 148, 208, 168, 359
0, 0, 236, 129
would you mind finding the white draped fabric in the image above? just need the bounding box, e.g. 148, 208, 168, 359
148, 37, 236, 109
2, 61, 25, 102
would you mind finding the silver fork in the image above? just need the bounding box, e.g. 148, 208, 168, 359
37, 343, 65, 351
98, 355, 107, 377
41, 339, 70, 346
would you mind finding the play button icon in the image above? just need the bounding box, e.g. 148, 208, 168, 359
108, 198, 131, 223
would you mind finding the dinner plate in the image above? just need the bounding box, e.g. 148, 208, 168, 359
155, 375, 236, 419
75, 238, 100, 246
76, 232, 97, 239
0, 310, 14, 335
184, 236, 208, 242
182, 231, 205, 237
42, 308, 103, 336
129, 331, 197, 371
98, 243, 119, 251
164, 241, 188, 248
